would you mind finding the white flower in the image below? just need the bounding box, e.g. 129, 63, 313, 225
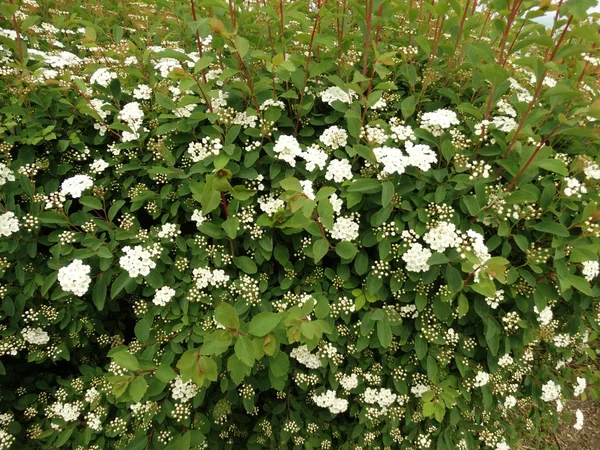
300, 144, 328, 172
90, 67, 117, 87
259, 99, 285, 110
273, 135, 302, 167
119, 245, 157, 278
574, 377, 586, 397
258, 194, 285, 216
153, 286, 176, 306
0, 211, 19, 237
325, 159, 353, 183
330, 215, 360, 241
187, 137, 223, 162
133, 84, 153, 100
319, 86, 356, 105
420, 108, 459, 136
573, 409, 584, 431
411, 383, 430, 397
339, 374, 358, 391
312, 390, 348, 414
90, 159, 109, 174
423, 221, 461, 253
22, 327, 50, 345
563, 177, 587, 198
60, 174, 93, 198
329, 193, 343, 214
474, 371, 490, 387
405, 142, 437, 171
402, 242, 431, 273
191, 209, 207, 227
171, 376, 198, 402
373, 146, 408, 175
319, 126, 348, 150
540, 380, 561, 402
290, 345, 322, 369
504, 395, 517, 409
581, 261, 599, 281
50, 402, 81, 422
300, 180, 315, 200
534, 306, 553, 326
495, 440, 510, 450
0, 162, 15, 185
58, 260, 91, 296
118, 102, 144, 132
583, 162, 600, 180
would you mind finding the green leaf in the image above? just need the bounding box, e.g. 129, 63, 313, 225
112, 350, 139, 372
155, 364, 177, 383
215, 302, 240, 329
201, 329, 233, 355
446, 266, 462, 294
313, 239, 329, 263
377, 319, 392, 348
234, 335, 256, 367
79, 196, 103, 210
532, 220, 570, 237
223, 217, 239, 239
381, 181, 394, 206
134, 319, 151, 342
415, 334, 427, 360
233, 256, 257, 274
335, 241, 358, 259
248, 312, 281, 337
279, 177, 302, 192
128, 376, 147, 402
234, 36, 250, 58
227, 354, 252, 385
111, 273, 134, 299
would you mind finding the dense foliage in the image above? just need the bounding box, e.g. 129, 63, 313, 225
0, 0, 599, 449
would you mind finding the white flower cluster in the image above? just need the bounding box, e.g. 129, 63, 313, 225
319, 86, 356, 105
301, 144, 329, 172
405, 142, 437, 171
259, 98, 285, 110
574, 409, 584, 431
563, 177, 587, 198
534, 305, 553, 325
402, 242, 432, 273
60, 174, 93, 198
465, 229, 491, 267
583, 162, 600, 180
153, 286, 176, 306
330, 214, 360, 241
312, 390, 348, 414
363, 387, 397, 408
89, 67, 117, 87
22, 327, 50, 345
157, 223, 179, 239
503, 395, 517, 409
373, 143, 436, 176
553, 333, 571, 348
485, 289, 504, 309
90, 159, 109, 174
389, 118, 415, 143
581, 261, 599, 281
574, 377, 586, 397
58, 259, 91, 296
118, 101, 145, 140
325, 158, 353, 183
411, 383, 430, 397
473, 371, 490, 387
339, 373, 359, 391
191, 209, 207, 227
258, 194, 285, 216
300, 180, 315, 200
290, 344, 322, 369
0, 211, 19, 237
319, 126, 348, 149
50, 402, 81, 422
423, 221, 461, 253
154, 58, 182, 78
0, 162, 15, 185
541, 380, 561, 402
120, 245, 157, 277
193, 267, 230, 289
171, 376, 198, 402
133, 84, 153, 100
273, 135, 302, 167
420, 108, 459, 136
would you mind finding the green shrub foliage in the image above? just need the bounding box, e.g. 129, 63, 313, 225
0, 0, 599, 449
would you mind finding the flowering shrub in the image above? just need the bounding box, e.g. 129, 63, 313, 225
0, 0, 599, 449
